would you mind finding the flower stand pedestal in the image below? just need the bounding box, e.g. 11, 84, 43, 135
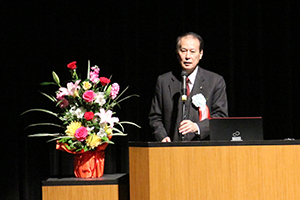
42, 173, 128, 200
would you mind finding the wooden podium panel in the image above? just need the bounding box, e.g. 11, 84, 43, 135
42, 173, 128, 200
129, 141, 300, 200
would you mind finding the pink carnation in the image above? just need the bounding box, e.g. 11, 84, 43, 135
110, 83, 120, 99
74, 127, 88, 142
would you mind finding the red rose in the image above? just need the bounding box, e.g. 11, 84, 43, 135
84, 111, 94, 121
67, 61, 77, 70
82, 90, 96, 102
99, 77, 111, 86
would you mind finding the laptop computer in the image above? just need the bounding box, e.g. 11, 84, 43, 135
209, 117, 263, 141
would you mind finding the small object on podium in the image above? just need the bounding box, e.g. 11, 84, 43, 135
210, 117, 263, 141
231, 131, 243, 141
284, 138, 295, 140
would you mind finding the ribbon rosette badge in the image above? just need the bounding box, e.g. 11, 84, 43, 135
192, 93, 206, 109
192, 93, 210, 121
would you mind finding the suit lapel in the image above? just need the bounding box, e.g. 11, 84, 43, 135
190, 67, 205, 97
168, 75, 181, 99
168, 74, 183, 141
188, 67, 205, 121
169, 75, 183, 119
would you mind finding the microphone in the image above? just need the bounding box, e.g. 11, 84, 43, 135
181, 70, 187, 102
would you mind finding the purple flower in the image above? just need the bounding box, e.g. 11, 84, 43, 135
58, 98, 69, 108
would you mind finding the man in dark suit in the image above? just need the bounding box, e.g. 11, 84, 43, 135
149, 32, 228, 142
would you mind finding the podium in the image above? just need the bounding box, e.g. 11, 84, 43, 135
42, 173, 128, 200
129, 140, 300, 200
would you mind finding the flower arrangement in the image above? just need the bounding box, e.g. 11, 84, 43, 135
23, 61, 140, 153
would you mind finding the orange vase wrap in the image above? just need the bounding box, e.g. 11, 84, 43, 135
56, 142, 109, 178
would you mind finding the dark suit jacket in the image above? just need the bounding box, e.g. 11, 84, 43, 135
149, 67, 228, 141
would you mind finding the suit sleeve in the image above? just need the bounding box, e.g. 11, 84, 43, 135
148, 77, 168, 141
196, 75, 228, 140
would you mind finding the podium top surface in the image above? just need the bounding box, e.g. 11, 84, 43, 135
129, 140, 300, 147
42, 173, 128, 186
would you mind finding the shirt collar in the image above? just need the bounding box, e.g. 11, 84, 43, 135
187, 66, 198, 85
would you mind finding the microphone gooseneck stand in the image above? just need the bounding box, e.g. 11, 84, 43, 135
181, 71, 188, 141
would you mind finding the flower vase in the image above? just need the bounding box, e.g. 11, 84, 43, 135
56, 142, 108, 178
74, 149, 106, 178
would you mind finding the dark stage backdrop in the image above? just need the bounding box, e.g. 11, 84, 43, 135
1, 1, 299, 200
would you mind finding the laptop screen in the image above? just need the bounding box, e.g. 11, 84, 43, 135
209, 117, 263, 141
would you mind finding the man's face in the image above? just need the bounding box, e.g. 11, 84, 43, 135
177, 36, 203, 74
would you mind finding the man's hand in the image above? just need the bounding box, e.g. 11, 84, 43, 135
161, 137, 171, 142
179, 120, 198, 135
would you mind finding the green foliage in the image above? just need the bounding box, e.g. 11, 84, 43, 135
40, 82, 56, 86
21, 109, 58, 117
